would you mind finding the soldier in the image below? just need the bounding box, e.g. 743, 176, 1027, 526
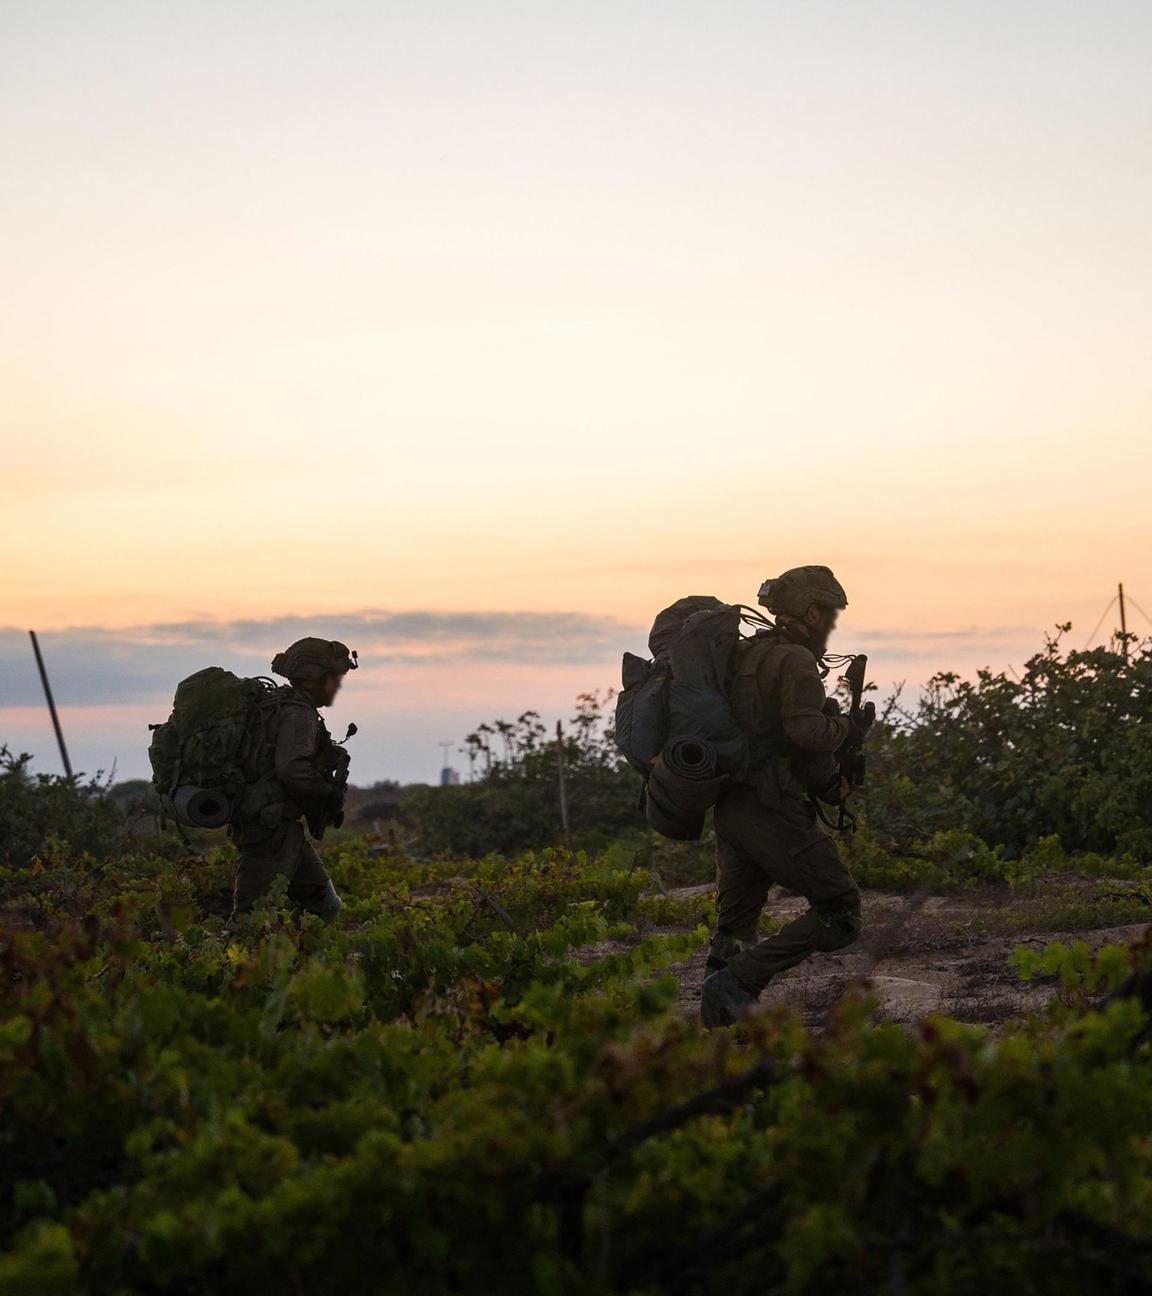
230, 637, 357, 923
700, 566, 871, 1027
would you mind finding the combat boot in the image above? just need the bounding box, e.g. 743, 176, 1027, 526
700, 967, 759, 1028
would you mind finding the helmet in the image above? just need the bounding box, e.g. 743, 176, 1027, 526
271, 638, 359, 681
757, 566, 848, 618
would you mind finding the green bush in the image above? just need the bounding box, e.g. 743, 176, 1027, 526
4, 841, 1152, 1294
861, 631, 1152, 862
404, 695, 643, 856
0, 747, 126, 868
845, 828, 1021, 891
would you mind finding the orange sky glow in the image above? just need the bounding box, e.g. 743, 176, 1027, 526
3, 1, 1150, 781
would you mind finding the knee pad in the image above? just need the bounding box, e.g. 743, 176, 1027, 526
813, 898, 861, 951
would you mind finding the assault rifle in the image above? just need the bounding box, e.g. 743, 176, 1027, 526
836, 654, 875, 832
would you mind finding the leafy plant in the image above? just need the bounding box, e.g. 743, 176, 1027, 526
0, 747, 126, 868
4, 836, 1152, 1294
404, 693, 644, 856
859, 630, 1152, 862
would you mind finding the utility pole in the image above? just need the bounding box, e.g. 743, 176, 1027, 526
1118, 583, 1129, 662
555, 720, 574, 855
28, 630, 73, 778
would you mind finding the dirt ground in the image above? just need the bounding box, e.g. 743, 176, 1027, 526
657, 881, 1152, 1029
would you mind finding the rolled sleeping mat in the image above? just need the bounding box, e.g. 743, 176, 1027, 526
170, 784, 231, 828
661, 734, 719, 782
645, 742, 729, 841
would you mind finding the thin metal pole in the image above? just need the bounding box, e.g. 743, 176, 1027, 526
28, 630, 73, 778
1119, 583, 1129, 662
555, 720, 574, 854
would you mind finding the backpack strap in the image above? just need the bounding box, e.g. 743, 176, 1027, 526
729, 633, 793, 770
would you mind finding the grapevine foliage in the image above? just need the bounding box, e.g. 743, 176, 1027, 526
2, 842, 1152, 1294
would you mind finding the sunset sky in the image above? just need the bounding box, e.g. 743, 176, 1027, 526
3, 1, 1151, 783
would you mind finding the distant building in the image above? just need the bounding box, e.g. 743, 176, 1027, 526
440, 767, 461, 787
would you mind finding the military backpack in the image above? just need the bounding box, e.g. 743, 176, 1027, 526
148, 668, 284, 826
615, 597, 771, 840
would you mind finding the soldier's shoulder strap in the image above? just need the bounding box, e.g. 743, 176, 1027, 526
271, 688, 323, 747
729, 631, 788, 740
731, 629, 791, 679
276, 685, 318, 713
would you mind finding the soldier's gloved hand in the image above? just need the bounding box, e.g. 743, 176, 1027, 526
819, 773, 848, 805
808, 766, 849, 804
822, 697, 842, 717
847, 701, 876, 747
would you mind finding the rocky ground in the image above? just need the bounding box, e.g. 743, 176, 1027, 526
661, 878, 1152, 1029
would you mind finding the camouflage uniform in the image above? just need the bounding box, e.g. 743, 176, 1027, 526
707, 571, 861, 996
230, 639, 355, 922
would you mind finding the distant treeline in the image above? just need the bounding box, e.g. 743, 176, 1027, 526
403, 630, 1152, 865
3, 630, 1150, 867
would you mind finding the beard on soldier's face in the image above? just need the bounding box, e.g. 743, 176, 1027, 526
291, 678, 329, 706
799, 610, 836, 658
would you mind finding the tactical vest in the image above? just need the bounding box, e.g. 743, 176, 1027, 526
729, 632, 791, 742
727, 631, 814, 800
240, 693, 350, 833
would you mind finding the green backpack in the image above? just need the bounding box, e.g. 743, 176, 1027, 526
615, 597, 769, 840
148, 668, 283, 825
